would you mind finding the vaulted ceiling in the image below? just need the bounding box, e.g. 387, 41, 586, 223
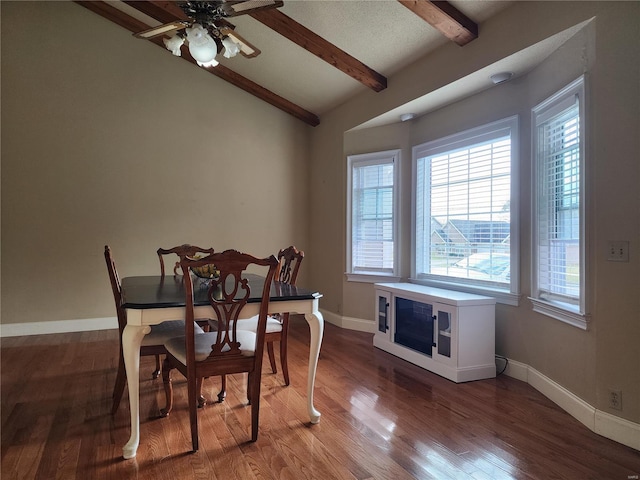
76, 1, 514, 126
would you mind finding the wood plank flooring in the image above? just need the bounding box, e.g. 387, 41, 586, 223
2, 317, 639, 479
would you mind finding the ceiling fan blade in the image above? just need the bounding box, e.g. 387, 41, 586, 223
219, 26, 261, 58
222, 0, 284, 17
212, 17, 236, 31
134, 21, 189, 39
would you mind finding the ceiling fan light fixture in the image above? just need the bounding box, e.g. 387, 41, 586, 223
186, 23, 218, 67
195, 56, 219, 68
164, 34, 185, 57
134, 0, 283, 66
221, 36, 241, 58
220, 28, 261, 58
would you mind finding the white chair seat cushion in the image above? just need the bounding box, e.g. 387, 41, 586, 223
208, 315, 282, 334
164, 330, 257, 364
141, 320, 204, 347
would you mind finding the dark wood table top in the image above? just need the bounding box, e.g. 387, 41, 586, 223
121, 274, 322, 310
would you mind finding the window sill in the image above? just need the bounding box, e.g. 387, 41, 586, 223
409, 278, 520, 306
346, 273, 401, 284
529, 297, 589, 330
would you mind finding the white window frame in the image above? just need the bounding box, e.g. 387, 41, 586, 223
410, 116, 520, 306
530, 76, 588, 329
346, 149, 401, 283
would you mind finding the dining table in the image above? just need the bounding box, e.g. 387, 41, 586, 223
119, 273, 324, 459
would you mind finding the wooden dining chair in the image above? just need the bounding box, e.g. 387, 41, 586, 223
265, 245, 304, 383
104, 245, 204, 415
157, 244, 215, 279
157, 244, 216, 331
159, 249, 278, 451
215, 245, 304, 400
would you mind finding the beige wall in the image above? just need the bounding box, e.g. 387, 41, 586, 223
309, 1, 639, 425
1, 2, 310, 324
2, 0, 638, 432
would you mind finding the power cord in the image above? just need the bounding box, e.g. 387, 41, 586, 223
495, 355, 508, 376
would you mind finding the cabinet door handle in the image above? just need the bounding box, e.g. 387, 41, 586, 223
432, 315, 437, 346
386, 303, 390, 330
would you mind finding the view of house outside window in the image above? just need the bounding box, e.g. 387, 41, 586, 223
413, 117, 517, 291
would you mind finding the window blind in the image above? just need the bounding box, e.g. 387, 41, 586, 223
415, 127, 512, 284
536, 100, 580, 302
352, 162, 394, 272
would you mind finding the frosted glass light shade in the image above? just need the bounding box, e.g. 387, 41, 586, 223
185, 23, 218, 67
222, 37, 240, 58
189, 42, 218, 65
163, 34, 184, 57
196, 57, 219, 68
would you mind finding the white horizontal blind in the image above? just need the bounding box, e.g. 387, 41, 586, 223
414, 119, 513, 286
536, 98, 581, 303
351, 159, 394, 273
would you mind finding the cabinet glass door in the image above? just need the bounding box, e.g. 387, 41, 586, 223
378, 295, 389, 333
437, 311, 451, 357
374, 290, 392, 342
434, 305, 456, 365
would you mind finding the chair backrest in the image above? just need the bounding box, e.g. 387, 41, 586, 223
179, 249, 279, 364
104, 245, 127, 333
276, 245, 304, 286
157, 244, 215, 277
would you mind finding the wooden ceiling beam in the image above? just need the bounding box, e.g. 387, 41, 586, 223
397, 0, 478, 46
74, 1, 319, 126
131, 2, 387, 92
250, 9, 387, 92
122, 1, 188, 24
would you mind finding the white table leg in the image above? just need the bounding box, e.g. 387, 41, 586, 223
122, 324, 150, 459
304, 310, 324, 424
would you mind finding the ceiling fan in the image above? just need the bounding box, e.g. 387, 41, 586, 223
134, 1, 284, 67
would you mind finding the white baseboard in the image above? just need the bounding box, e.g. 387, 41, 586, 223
505, 360, 639, 451
320, 308, 377, 333
595, 410, 640, 451
527, 367, 596, 431
1, 317, 118, 337
502, 358, 529, 381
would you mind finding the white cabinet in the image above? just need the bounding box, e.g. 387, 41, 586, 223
373, 283, 496, 383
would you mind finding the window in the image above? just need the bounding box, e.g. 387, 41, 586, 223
531, 76, 587, 328
347, 150, 400, 281
412, 117, 519, 304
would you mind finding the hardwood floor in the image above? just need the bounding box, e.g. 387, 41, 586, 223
2, 317, 639, 479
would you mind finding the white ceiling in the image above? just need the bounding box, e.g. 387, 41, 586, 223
356, 19, 590, 130
222, 0, 512, 115
105, 1, 578, 126
110, 1, 510, 113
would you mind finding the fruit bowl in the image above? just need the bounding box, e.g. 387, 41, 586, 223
190, 263, 220, 279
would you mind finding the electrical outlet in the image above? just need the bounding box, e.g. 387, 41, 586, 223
607, 241, 629, 262
609, 390, 622, 410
